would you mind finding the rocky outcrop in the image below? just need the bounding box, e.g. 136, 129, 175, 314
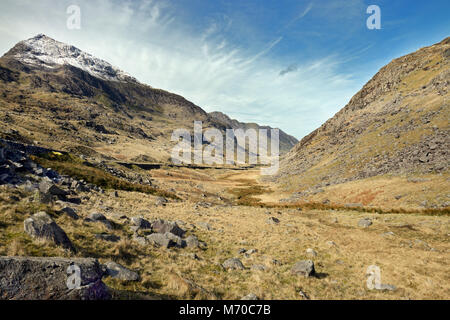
0, 256, 110, 300
23, 212, 75, 252
275, 37, 450, 196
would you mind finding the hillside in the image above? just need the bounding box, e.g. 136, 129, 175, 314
273, 37, 449, 210
0, 34, 296, 163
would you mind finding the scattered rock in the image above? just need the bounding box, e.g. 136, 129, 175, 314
95, 233, 120, 242
358, 218, 373, 228
241, 293, 258, 300
266, 217, 280, 225
197, 221, 212, 231
130, 217, 151, 229
88, 212, 107, 221
291, 260, 315, 277
306, 248, 318, 257
59, 207, 79, 220
146, 233, 174, 248
152, 219, 185, 237
185, 235, 200, 248
222, 258, 245, 270
105, 261, 139, 281
23, 212, 74, 251
251, 264, 267, 271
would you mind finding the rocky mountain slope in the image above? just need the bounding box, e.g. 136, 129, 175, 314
0, 34, 296, 163
274, 37, 449, 208
209, 111, 298, 154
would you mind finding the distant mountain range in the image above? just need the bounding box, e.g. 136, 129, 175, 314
0, 34, 297, 163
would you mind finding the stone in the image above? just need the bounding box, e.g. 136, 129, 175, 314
0, 256, 110, 300
155, 197, 168, 206
152, 219, 185, 237
105, 261, 139, 281
222, 258, 245, 270
39, 180, 68, 197
88, 212, 107, 221
241, 293, 258, 300
95, 233, 120, 242
358, 218, 373, 228
59, 207, 79, 220
164, 232, 186, 248
197, 221, 212, 230
185, 235, 200, 248
146, 233, 174, 248
306, 248, 318, 257
251, 264, 267, 271
24, 212, 74, 251
291, 260, 315, 277
130, 217, 151, 229
266, 217, 280, 224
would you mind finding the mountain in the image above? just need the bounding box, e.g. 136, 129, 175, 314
274, 37, 449, 209
208, 111, 298, 154
0, 34, 296, 163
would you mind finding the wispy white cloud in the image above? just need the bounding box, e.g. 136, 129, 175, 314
0, 0, 361, 138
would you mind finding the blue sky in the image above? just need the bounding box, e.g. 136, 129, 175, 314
0, 0, 449, 138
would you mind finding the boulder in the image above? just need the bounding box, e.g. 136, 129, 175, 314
59, 207, 79, 220
130, 217, 151, 229
105, 261, 139, 281
358, 218, 373, 228
0, 256, 110, 300
146, 233, 174, 248
152, 219, 185, 237
222, 258, 245, 270
291, 260, 315, 277
185, 235, 200, 248
23, 212, 74, 251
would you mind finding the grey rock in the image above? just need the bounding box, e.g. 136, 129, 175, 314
59, 207, 79, 220
291, 260, 315, 277
152, 219, 185, 237
251, 264, 267, 271
24, 212, 74, 251
95, 233, 120, 242
185, 235, 200, 248
241, 293, 258, 300
130, 217, 151, 229
0, 256, 110, 300
105, 261, 139, 281
146, 233, 174, 248
266, 217, 280, 225
197, 221, 212, 231
306, 248, 318, 257
358, 218, 373, 228
222, 258, 245, 270
88, 212, 107, 221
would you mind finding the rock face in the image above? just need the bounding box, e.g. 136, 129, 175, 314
23, 212, 74, 251
0, 256, 110, 300
275, 37, 450, 205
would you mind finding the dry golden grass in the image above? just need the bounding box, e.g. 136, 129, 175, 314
1, 164, 449, 300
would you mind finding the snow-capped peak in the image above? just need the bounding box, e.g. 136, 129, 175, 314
12, 34, 138, 83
